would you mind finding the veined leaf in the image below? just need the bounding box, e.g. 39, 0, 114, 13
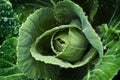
0, 37, 29, 80
17, 7, 61, 80
83, 41, 120, 80
0, 37, 17, 68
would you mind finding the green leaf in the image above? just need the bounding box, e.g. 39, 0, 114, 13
17, 7, 61, 80
0, 73, 30, 80
0, 37, 17, 68
0, 37, 28, 80
83, 42, 120, 80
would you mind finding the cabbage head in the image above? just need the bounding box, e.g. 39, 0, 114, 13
17, 0, 103, 80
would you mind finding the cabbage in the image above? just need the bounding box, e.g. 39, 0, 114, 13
17, 0, 103, 80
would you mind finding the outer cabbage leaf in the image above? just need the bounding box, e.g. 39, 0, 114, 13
17, 7, 61, 80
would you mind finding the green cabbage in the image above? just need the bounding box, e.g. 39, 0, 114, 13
17, 0, 103, 80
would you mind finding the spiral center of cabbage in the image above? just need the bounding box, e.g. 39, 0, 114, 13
53, 29, 69, 53
51, 28, 89, 62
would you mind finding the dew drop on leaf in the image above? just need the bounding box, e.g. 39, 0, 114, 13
3, 17, 8, 22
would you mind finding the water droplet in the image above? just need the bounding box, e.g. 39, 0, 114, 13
9, 21, 12, 25
7, 12, 11, 15
21, 6, 25, 9
1, 10, 4, 13
0, 34, 3, 37
115, 48, 118, 51
103, 45, 107, 50
14, 21, 17, 26
8, 45, 11, 48
1, 51, 4, 54
3, 17, 8, 22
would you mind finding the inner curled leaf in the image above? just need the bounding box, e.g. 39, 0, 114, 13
51, 28, 89, 62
